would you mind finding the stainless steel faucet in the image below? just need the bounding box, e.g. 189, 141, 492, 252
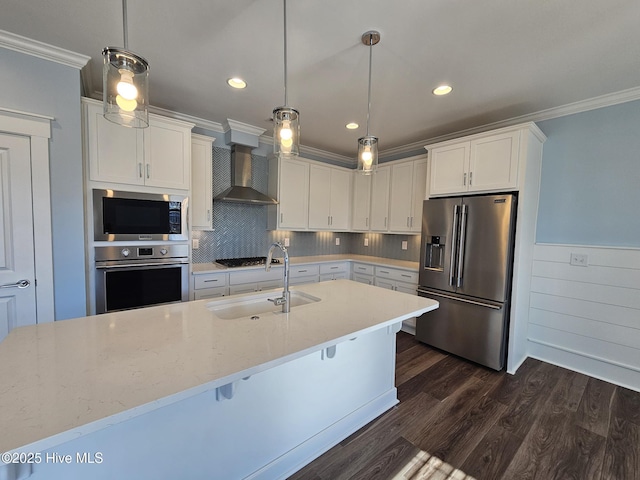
266, 242, 290, 313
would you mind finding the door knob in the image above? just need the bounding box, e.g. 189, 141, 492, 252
0, 279, 30, 289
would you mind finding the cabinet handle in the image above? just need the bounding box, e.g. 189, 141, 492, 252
330, 215, 333, 225
328, 215, 331, 226
146, 164, 150, 179
330, 266, 338, 269
469, 171, 473, 185
384, 217, 387, 228
380, 270, 389, 274
280, 213, 283, 223
298, 269, 307, 273
365, 217, 369, 227
463, 172, 467, 186
204, 279, 219, 283
357, 267, 366, 271
410, 216, 413, 227
401, 274, 412, 278
138, 162, 143, 178
407, 217, 410, 227
207, 209, 211, 221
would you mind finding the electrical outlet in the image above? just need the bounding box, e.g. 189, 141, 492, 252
284, 238, 290, 247
364, 238, 369, 247
192, 238, 200, 249
335, 237, 340, 246
570, 253, 588, 266
401, 241, 408, 250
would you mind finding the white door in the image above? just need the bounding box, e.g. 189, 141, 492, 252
0, 133, 37, 341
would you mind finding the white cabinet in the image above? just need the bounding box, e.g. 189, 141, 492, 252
192, 272, 228, 300
268, 156, 310, 230
319, 262, 349, 282
369, 165, 391, 231
83, 98, 193, 190
191, 135, 214, 230
351, 173, 372, 231
351, 262, 374, 285
388, 157, 427, 233
374, 266, 418, 294
308, 165, 351, 231
289, 264, 320, 285
228, 268, 284, 295
428, 129, 520, 196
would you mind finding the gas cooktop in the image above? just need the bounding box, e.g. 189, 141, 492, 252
215, 257, 281, 268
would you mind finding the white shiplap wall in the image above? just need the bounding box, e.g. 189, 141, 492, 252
528, 244, 640, 391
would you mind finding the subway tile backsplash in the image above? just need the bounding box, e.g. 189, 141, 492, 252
191, 146, 420, 263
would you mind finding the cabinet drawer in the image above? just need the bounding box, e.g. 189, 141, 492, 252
229, 267, 283, 285
352, 273, 374, 285
290, 275, 319, 286
194, 274, 228, 290
374, 267, 418, 284
289, 264, 320, 278
194, 286, 228, 299
352, 263, 374, 276
319, 262, 348, 275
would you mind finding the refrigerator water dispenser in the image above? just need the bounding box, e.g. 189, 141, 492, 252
424, 236, 445, 271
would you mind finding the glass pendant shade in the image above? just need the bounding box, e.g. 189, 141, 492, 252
273, 106, 300, 156
103, 47, 149, 128
357, 135, 378, 175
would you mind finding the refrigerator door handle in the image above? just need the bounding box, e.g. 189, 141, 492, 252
456, 203, 468, 288
449, 205, 460, 286
416, 288, 502, 310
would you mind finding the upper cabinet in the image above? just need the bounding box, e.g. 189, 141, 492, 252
370, 165, 391, 232
351, 173, 372, 231
428, 127, 525, 196
191, 134, 214, 230
308, 164, 351, 231
267, 156, 310, 230
83, 98, 193, 191
388, 157, 427, 233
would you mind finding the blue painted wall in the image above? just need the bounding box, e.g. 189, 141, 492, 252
0, 47, 87, 320
536, 100, 640, 247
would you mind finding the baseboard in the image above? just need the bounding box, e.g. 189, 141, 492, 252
248, 388, 399, 480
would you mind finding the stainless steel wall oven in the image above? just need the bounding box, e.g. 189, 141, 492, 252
95, 245, 189, 314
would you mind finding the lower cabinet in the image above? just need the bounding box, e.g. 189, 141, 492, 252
289, 264, 320, 285
229, 268, 284, 294
319, 262, 349, 282
193, 272, 228, 300
373, 266, 418, 294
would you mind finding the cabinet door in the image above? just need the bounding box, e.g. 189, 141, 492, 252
469, 131, 520, 192
370, 166, 390, 231
86, 102, 144, 185
352, 273, 373, 285
395, 281, 417, 295
329, 168, 351, 231
351, 173, 371, 231
374, 278, 395, 290
389, 162, 414, 232
144, 117, 191, 190
278, 158, 309, 229
429, 142, 470, 196
308, 164, 332, 229
191, 136, 213, 230
410, 159, 428, 232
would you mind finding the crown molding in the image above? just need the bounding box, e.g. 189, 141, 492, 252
148, 105, 224, 133
381, 86, 640, 158
223, 119, 266, 137
0, 29, 90, 69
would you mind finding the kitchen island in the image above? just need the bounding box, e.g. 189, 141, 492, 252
0, 280, 437, 480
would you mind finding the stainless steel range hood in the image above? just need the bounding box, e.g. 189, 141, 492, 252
214, 145, 277, 205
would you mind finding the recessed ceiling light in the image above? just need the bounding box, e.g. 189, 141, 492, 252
227, 77, 247, 89
433, 85, 453, 96
346, 122, 359, 129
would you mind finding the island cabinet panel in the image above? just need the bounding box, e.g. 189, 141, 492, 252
23, 326, 399, 480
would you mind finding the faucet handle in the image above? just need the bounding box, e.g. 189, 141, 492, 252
268, 297, 286, 306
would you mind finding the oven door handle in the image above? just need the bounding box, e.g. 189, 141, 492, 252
96, 262, 188, 269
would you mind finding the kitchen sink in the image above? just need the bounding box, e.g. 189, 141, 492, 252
206, 290, 321, 320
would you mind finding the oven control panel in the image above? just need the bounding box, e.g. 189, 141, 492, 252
95, 244, 189, 263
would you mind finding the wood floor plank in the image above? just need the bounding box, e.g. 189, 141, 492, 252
417, 355, 483, 401
417, 395, 507, 467
488, 357, 543, 405
601, 416, 640, 480
396, 348, 447, 386
460, 425, 524, 480
545, 366, 589, 413
496, 361, 564, 439
349, 436, 421, 480
611, 386, 640, 427
575, 377, 616, 437
549, 423, 606, 480
396, 331, 419, 353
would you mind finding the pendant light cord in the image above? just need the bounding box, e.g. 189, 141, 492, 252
283, 0, 288, 107
122, 0, 129, 49
366, 35, 373, 137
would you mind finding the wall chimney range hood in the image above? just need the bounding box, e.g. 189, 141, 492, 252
214, 145, 278, 205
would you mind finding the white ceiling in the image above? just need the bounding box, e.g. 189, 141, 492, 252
2, 0, 640, 158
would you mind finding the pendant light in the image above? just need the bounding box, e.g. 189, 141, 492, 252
273, 0, 300, 156
357, 31, 380, 175
102, 0, 149, 128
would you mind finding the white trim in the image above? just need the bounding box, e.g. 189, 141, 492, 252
223, 118, 266, 137
0, 109, 55, 323
0, 29, 90, 70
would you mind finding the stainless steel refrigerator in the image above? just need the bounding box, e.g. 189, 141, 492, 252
416, 193, 517, 370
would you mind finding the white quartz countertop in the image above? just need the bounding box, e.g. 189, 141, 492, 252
192, 254, 419, 274
0, 280, 437, 454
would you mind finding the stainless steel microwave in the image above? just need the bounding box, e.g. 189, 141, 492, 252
93, 189, 188, 241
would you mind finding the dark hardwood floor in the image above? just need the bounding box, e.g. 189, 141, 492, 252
289, 332, 640, 480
